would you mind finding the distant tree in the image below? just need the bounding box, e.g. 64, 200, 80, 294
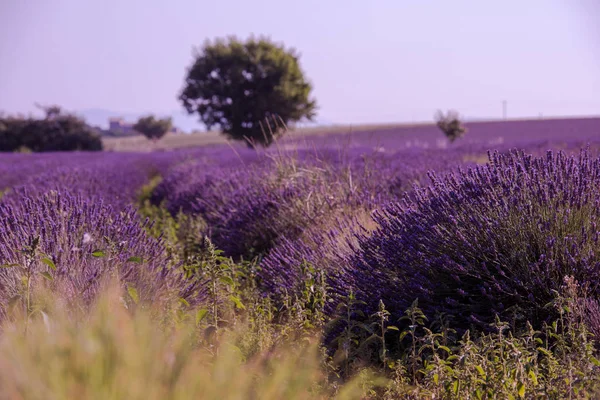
0, 105, 102, 152
133, 115, 173, 142
179, 35, 317, 147
435, 110, 467, 143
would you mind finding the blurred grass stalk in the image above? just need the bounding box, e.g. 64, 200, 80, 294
0, 283, 372, 400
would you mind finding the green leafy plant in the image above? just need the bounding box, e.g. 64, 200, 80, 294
180, 236, 246, 341
1, 236, 55, 333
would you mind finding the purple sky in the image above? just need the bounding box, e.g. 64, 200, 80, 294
0, 0, 598, 129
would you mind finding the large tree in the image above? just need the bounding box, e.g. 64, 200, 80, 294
179, 36, 317, 147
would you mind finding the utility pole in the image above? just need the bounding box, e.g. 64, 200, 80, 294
502, 100, 507, 120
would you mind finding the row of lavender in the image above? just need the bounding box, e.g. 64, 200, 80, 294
150, 135, 600, 329
0, 147, 240, 314
150, 145, 476, 258
1, 129, 600, 329
257, 147, 600, 320
0, 139, 467, 318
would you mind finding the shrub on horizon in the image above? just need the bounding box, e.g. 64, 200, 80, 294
0, 105, 103, 152
435, 109, 467, 143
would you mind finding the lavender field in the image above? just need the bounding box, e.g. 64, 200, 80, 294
300, 117, 600, 149
2, 119, 600, 399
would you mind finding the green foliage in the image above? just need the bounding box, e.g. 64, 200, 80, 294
328, 291, 370, 378
435, 109, 467, 143
279, 260, 329, 335
179, 35, 317, 147
1, 235, 57, 333
388, 282, 600, 398
133, 114, 173, 142
136, 175, 208, 267
181, 236, 242, 330
0, 105, 103, 152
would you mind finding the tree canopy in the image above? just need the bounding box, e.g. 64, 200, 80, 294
179, 36, 317, 147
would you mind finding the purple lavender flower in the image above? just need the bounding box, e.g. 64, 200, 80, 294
336, 149, 600, 329
0, 190, 199, 316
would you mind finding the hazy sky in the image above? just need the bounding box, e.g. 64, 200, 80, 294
1, 0, 598, 127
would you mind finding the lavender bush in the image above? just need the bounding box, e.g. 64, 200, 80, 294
152, 153, 357, 260
258, 212, 375, 303
152, 145, 478, 263
340, 149, 600, 329
255, 147, 481, 304
0, 190, 198, 317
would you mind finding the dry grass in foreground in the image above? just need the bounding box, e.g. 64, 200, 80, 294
0, 283, 374, 400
